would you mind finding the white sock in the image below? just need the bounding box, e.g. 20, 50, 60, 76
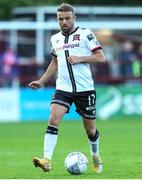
44, 125, 58, 160
88, 130, 100, 156
89, 136, 99, 156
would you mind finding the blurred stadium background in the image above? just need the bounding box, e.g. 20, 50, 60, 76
0, 3, 142, 122
0, 0, 142, 179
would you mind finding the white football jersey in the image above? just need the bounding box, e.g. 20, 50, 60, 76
51, 27, 102, 92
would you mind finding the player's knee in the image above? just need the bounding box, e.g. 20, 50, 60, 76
87, 129, 100, 142
49, 112, 60, 126
85, 126, 97, 136
86, 130, 94, 137
85, 127, 96, 136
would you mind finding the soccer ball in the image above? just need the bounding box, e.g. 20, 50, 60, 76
64, 152, 88, 175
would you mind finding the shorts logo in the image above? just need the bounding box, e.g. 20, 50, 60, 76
87, 34, 94, 41
88, 94, 95, 106
86, 94, 96, 111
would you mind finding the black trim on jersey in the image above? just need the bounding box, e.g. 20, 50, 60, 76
62, 26, 79, 36
64, 36, 77, 92
51, 52, 57, 57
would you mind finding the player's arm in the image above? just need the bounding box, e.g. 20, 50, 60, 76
67, 49, 106, 64
79, 49, 106, 63
28, 56, 57, 89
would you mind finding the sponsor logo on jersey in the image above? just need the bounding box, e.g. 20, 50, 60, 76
55, 43, 80, 51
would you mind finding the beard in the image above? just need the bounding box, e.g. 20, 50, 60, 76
61, 24, 74, 35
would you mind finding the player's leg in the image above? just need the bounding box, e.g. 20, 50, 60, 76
44, 103, 68, 161
82, 118, 102, 173
74, 90, 102, 173
82, 118, 99, 154
33, 90, 73, 172
33, 103, 68, 172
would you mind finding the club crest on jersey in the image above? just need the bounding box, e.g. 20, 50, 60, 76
72, 34, 80, 41
87, 34, 94, 41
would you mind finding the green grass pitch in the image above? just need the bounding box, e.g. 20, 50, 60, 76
0, 118, 142, 179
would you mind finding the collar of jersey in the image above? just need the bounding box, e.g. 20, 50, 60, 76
61, 26, 79, 36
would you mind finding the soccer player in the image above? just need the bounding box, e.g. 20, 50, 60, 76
28, 3, 106, 173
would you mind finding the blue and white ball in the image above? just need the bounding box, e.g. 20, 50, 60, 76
64, 152, 88, 175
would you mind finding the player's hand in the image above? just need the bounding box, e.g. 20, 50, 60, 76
28, 80, 43, 90
67, 56, 82, 64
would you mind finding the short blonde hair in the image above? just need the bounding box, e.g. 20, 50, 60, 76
57, 3, 75, 14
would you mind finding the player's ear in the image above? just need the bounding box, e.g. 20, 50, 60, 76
73, 15, 76, 20
56, 12, 59, 20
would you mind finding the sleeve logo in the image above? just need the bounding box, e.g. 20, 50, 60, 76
87, 34, 94, 41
